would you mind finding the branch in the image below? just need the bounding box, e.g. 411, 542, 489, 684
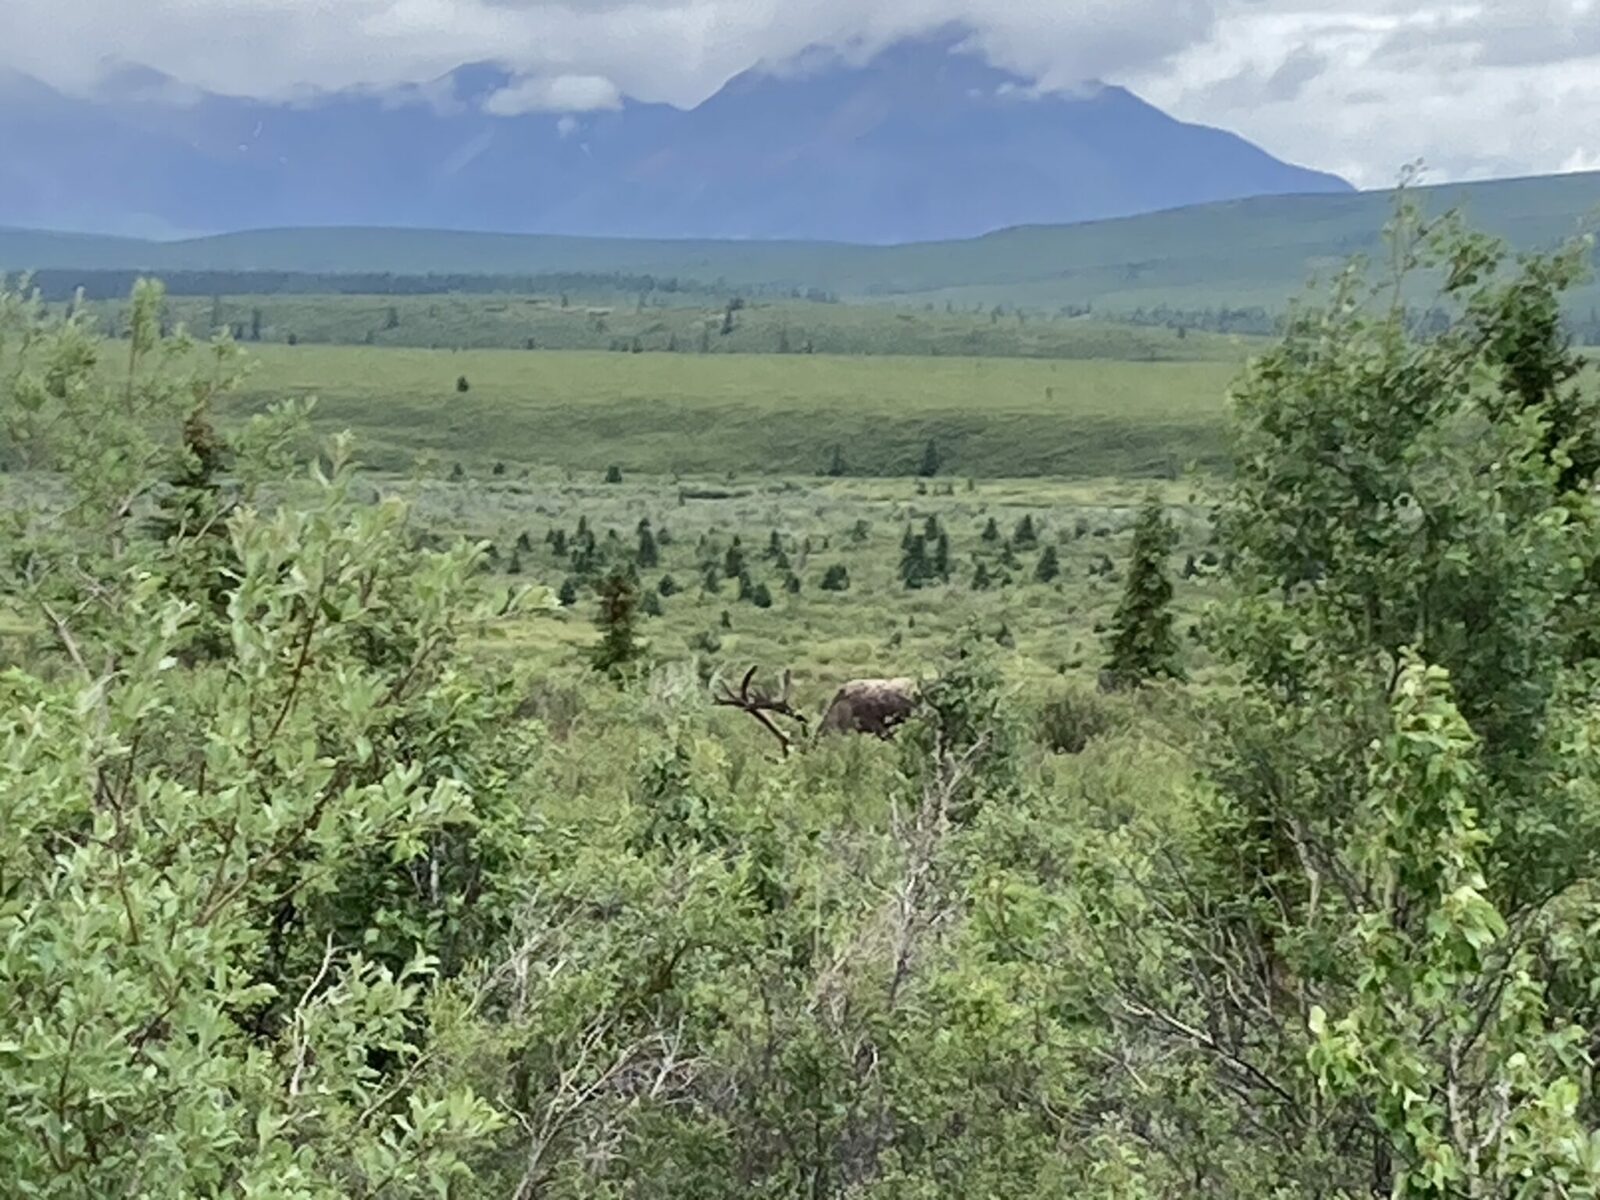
1118, 996, 1303, 1115
288, 934, 338, 1098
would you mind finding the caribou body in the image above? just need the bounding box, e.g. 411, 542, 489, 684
714, 666, 920, 754
819, 677, 920, 739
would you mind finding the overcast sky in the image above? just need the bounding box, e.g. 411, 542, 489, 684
2, 0, 1596, 188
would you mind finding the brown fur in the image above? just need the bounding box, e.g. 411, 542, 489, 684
818, 678, 920, 739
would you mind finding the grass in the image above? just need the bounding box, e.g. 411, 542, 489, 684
235, 344, 1242, 478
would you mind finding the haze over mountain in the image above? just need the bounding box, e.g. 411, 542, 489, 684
0, 30, 1351, 244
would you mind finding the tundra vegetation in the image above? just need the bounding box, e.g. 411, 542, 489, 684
5, 204, 1600, 1198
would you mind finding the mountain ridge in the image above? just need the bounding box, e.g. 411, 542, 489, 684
0, 30, 1350, 243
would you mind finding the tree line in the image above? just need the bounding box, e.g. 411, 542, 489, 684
23, 268, 840, 305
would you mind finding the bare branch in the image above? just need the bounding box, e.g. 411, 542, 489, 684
289, 934, 338, 1098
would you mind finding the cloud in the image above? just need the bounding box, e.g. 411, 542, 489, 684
483, 73, 622, 114
0, 1, 1595, 186
1122, 0, 1600, 187
0, 0, 1216, 105
1262, 45, 1327, 102
1374, 0, 1600, 69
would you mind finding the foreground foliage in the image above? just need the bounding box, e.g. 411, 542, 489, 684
4, 200, 1600, 1199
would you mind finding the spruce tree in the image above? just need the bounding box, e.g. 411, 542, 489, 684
981, 517, 1001, 543
589, 568, 645, 677
825, 444, 848, 477
1013, 514, 1038, 548
918, 438, 942, 477
1035, 545, 1060, 583
932, 532, 951, 582
900, 535, 930, 589
146, 403, 238, 662
637, 522, 659, 567
820, 564, 850, 591
1104, 492, 1182, 686
569, 538, 597, 579
723, 540, 746, 579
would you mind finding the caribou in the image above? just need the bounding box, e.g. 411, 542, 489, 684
712, 666, 920, 755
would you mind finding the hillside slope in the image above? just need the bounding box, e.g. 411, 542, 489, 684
4, 172, 1596, 316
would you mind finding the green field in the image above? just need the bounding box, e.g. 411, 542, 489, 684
228, 340, 1238, 691
238, 343, 1240, 477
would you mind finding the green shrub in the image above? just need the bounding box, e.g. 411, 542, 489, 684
1037, 687, 1116, 754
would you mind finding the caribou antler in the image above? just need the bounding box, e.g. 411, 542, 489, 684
712, 665, 809, 756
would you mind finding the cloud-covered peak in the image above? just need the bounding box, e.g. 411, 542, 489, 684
0, 2, 1596, 185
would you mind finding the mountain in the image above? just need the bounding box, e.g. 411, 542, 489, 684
0, 30, 1351, 243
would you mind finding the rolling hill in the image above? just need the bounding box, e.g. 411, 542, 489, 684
0, 29, 1348, 243
3, 171, 1597, 319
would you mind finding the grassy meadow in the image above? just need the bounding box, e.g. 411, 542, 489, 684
238, 342, 1241, 477
215, 338, 1240, 706
403, 467, 1221, 701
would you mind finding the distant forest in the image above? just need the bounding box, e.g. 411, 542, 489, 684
18, 268, 1600, 348
24, 269, 840, 306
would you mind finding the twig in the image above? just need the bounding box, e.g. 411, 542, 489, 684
288, 934, 338, 1098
